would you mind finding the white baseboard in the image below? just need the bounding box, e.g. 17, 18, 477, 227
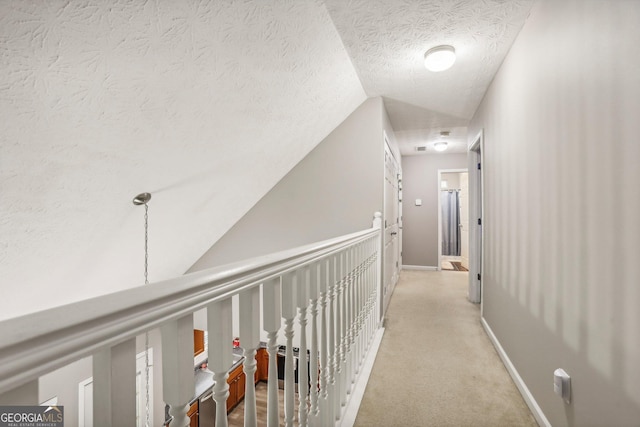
339, 327, 385, 427
402, 265, 438, 271
481, 317, 551, 427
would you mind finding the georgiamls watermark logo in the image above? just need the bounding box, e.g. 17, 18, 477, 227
0, 405, 64, 427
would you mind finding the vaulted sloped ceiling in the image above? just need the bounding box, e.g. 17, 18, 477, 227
0, 0, 533, 320
325, 0, 533, 154
0, 0, 365, 320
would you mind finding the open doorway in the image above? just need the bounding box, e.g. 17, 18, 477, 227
438, 169, 469, 272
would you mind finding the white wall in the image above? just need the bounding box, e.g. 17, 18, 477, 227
440, 172, 460, 190
468, 1, 640, 425
0, 0, 365, 321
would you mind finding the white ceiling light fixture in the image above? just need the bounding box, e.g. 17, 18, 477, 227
434, 141, 448, 152
424, 45, 456, 72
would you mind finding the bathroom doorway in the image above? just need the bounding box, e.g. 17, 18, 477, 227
438, 169, 469, 272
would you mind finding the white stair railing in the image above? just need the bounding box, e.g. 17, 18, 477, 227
0, 212, 383, 427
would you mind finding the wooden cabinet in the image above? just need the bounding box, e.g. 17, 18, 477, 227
256, 348, 269, 382
226, 364, 245, 412
187, 400, 199, 427
193, 329, 205, 357
225, 349, 269, 413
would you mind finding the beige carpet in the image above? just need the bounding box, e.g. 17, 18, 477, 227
354, 270, 538, 427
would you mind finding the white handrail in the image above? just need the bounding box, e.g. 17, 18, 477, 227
0, 215, 381, 396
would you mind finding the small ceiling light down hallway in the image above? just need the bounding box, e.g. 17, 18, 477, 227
424, 45, 456, 72
434, 141, 448, 152
434, 130, 450, 151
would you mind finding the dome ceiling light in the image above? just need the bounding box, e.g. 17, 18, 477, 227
434, 130, 450, 152
434, 142, 448, 152
424, 45, 456, 72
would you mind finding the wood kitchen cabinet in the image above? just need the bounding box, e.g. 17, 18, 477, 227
187, 400, 199, 427
256, 348, 269, 382
193, 329, 205, 357
225, 349, 269, 413
226, 364, 245, 412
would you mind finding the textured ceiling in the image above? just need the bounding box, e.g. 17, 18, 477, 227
325, 0, 534, 155
0, 0, 534, 320
0, 0, 365, 319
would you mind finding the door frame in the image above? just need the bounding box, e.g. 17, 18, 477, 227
437, 169, 468, 272
468, 130, 484, 307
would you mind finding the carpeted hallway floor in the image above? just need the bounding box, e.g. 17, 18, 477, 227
354, 270, 538, 427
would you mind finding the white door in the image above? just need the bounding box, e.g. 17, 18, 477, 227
383, 138, 401, 315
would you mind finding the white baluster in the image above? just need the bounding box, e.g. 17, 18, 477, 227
326, 255, 337, 425
365, 243, 375, 349
308, 262, 320, 424
297, 268, 310, 427
262, 277, 282, 427
362, 246, 369, 360
371, 236, 379, 337
240, 286, 260, 427
334, 251, 344, 416
281, 271, 297, 427
160, 316, 194, 427
208, 299, 233, 427
353, 246, 361, 379
354, 244, 364, 378
93, 339, 137, 426
362, 246, 370, 354
351, 248, 359, 386
366, 243, 373, 347
318, 258, 329, 427
343, 248, 352, 404
374, 212, 383, 328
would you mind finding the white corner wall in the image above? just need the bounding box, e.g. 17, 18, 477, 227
0, 1, 365, 320
469, 1, 640, 426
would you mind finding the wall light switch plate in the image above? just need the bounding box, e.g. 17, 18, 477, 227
415, 199, 422, 206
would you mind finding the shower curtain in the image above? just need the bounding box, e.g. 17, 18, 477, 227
441, 190, 461, 256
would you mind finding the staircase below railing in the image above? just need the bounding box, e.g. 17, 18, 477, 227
0, 212, 383, 427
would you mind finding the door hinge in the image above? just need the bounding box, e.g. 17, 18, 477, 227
477, 273, 481, 281
477, 163, 481, 170
477, 218, 482, 226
